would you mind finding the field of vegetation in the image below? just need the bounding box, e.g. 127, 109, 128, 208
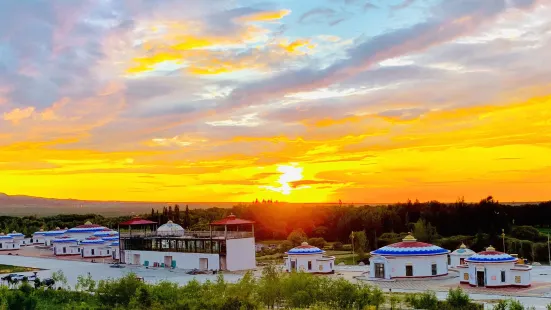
0, 264, 38, 274
2, 265, 545, 310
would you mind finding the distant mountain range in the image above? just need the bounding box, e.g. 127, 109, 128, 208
0, 192, 237, 216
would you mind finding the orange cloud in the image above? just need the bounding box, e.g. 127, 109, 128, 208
3, 107, 35, 124
237, 9, 291, 22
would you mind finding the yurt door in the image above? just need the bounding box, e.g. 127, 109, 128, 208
476, 271, 485, 287
133, 254, 141, 265
374, 263, 385, 278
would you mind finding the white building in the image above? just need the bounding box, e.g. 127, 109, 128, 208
462, 246, 532, 287
157, 221, 185, 236
7, 231, 27, 246
0, 234, 19, 251
43, 228, 67, 246
52, 237, 80, 256
284, 242, 335, 274
369, 233, 450, 279
450, 243, 475, 267
120, 214, 256, 271
65, 221, 106, 241
80, 238, 112, 258
32, 229, 46, 245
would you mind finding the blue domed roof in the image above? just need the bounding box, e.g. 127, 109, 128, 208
371, 233, 449, 256
465, 246, 517, 263
0, 234, 14, 240
52, 237, 78, 243
286, 242, 324, 255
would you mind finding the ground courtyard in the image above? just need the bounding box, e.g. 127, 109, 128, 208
1, 251, 551, 309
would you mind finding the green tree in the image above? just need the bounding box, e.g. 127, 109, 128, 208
51, 270, 68, 290
446, 287, 470, 308
412, 219, 438, 243
307, 237, 327, 249
75, 273, 96, 293
352, 231, 367, 259
287, 229, 308, 247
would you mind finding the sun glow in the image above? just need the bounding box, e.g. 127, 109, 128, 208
264, 164, 303, 195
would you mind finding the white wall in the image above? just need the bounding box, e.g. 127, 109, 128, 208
53, 244, 80, 256
0, 241, 20, 251
124, 250, 220, 270
370, 254, 448, 278
285, 254, 335, 274
81, 245, 112, 258
467, 263, 530, 287
226, 238, 256, 271
457, 266, 469, 283
32, 235, 45, 244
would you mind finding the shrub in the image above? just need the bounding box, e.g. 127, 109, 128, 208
332, 242, 344, 250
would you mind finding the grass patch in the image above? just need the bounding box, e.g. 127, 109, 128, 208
537, 227, 551, 234
0, 264, 38, 274
335, 254, 364, 265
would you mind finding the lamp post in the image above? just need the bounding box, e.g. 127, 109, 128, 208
351, 232, 355, 265
502, 229, 506, 253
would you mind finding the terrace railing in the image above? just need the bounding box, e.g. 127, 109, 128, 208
119, 230, 253, 240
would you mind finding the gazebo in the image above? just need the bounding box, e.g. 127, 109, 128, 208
210, 214, 256, 271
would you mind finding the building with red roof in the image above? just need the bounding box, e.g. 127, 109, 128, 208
369, 233, 450, 279
119, 213, 256, 272
461, 245, 532, 287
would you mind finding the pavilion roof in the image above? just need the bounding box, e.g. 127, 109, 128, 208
210, 214, 255, 226
119, 217, 157, 226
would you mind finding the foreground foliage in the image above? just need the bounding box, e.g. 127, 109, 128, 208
0, 266, 504, 310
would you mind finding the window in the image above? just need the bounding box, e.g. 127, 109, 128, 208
447, 255, 451, 265
107, 250, 110, 254
431, 264, 437, 276
406, 265, 413, 276
0, 243, 3, 249
91, 249, 95, 255
501, 270, 506, 283
460, 258, 465, 265
78, 248, 81, 252
308, 261, 312, 271
63, 247, 66, 254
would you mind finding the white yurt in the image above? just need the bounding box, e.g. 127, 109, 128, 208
369, 233, 450, 279
80, 237, 112, 258
0, 234, 19, 251
66, 221, 106, 241
52, 237, 80, 256
284, 242, 335, 274
464, 246, 532, 287
7, 231, 26, 246
157, 220, 185, 236
450, 243, 475, 267
43, 227, 67, 246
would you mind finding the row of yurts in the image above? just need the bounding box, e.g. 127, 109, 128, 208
284, 232, 532, 288
0, 220, 181, 259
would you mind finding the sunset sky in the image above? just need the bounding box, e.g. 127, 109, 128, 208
1, 0, 550, 203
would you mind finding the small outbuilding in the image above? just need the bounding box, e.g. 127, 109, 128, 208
52, 237, 80, 256
32, 229, 46, 245
156, 220, 185, 236
284, 242, 335, 274
463, 245, 531, 288
369, 233, 450, 279
0, 234, 19, 251
450, 243, 475, 267
80, 238, 112, 258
